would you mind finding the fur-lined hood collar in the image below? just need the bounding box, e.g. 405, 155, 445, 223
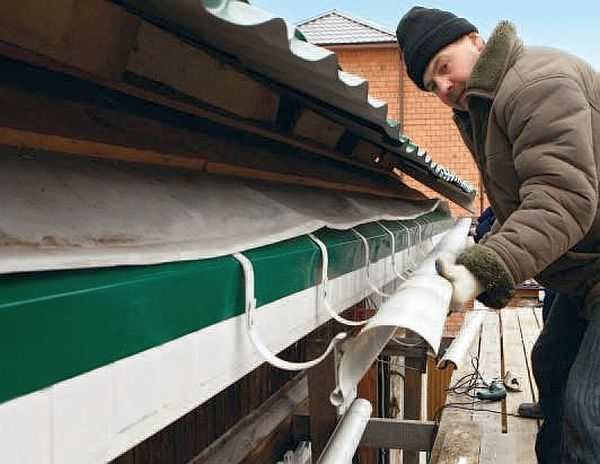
467, 21, 523, 96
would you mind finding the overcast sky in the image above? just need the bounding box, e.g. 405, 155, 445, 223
251, 0, 600, 70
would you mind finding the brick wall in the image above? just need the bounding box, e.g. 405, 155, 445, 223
331, 46, 402, 120
330, 44, 486, 217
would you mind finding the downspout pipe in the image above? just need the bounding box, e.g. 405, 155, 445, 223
437, 309, 486, 369
331, 218, 471, 407
317, 398, 373, 464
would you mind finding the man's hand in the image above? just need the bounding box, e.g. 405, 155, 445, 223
436, 255, 484, 311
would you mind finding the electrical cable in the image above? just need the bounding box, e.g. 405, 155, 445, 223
432, 354, 514, 424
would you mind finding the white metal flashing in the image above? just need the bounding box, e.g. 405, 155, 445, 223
0, 233, 441, 463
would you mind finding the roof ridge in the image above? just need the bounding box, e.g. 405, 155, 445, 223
330, 10, 395, 38
297, 9, 395, 39
296, 9, 337, 26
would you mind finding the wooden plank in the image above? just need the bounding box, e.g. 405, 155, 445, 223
427, 357, 453, 421
501, 309, 538, 421
0, 3, 473, 210
518, 308, 542, 404
292, 409, 311, 443
191, 376, 307, 464
360, 419, 436, 450
482, 431, 537, 464
0, 0, 140, 79
500, 309, 538, 463
292, 109, 345, 148
0, 127, 411, 199
357, 363, 378, 464
206, 161, 407, 198
433, 310, 540, 463
127, 22, 279, 122
0, 127, 208, 169
434, 422, 481, 464
0, 29, 445, 209
389, 354, 403, 464
173, 408, 203, 464
0, 38, 426, 201
307, 341, 338, 462
353, 140, 387, 169
476, 311, 503, 434
403, 356, 423, 464
0, 57, 422, 200
381, 339, 428, 358
404, 358, 424, 410
430, 312, 483, 464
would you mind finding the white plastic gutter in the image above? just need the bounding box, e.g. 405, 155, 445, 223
331, 218, 471, 406
437, 310, 487, 369
317, 398, 373, 464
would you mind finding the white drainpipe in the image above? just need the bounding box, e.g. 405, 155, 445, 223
317, 398, 373, 464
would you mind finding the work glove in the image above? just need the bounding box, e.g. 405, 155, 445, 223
437, 244, 516, 310
435, 255, 484, 311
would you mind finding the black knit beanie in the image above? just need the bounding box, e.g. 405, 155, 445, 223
396, 7, 478, 90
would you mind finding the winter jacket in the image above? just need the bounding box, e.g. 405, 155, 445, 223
453, 21, 600, 312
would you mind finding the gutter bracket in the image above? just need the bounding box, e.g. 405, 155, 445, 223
376, 221, 407, 283
308, 233, 373, 327
233, 252, 347, 371
351, 228, 392, 298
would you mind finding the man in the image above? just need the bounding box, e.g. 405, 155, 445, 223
396, 7, 600, 463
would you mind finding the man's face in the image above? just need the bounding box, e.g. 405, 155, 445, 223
422, 33, 484, 111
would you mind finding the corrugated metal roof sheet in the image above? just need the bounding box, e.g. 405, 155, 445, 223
297, 10, 396, 45
117, 0, 475, 197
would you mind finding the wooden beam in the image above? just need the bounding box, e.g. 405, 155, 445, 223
0, 38, 406, 189
381, 338, 428, 358
0, 127, 416, 200
127, 22, 279, 122
191, 376, 307, 464
291, 407, 311, 443
403, 356, 424, 464
307, 340, 338, 462
0, 126, 411, 198
0, 0, 140, 79
0, 57, 424, 200
360, 419, 436, 450
0, 127, 208, 171
292, 109, 345, 148
381, 336, 454, 358
0, 0, 473, 208
353, 140, 387, 170
432, 421, 482, 464
0, 8, 474, 210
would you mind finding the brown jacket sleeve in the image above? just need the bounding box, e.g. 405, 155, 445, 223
484, 76, 598, 285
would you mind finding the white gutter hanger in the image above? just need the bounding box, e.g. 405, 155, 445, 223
233, 252, 347, 370
330, 218, 471, 406
308, 233, 374, 327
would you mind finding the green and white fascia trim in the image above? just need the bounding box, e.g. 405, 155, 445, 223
0, 212, 452, 464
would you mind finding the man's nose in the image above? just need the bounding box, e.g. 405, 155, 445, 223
437, 77, 453, 97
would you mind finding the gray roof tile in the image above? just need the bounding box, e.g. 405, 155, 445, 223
297, 10, 396, 45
